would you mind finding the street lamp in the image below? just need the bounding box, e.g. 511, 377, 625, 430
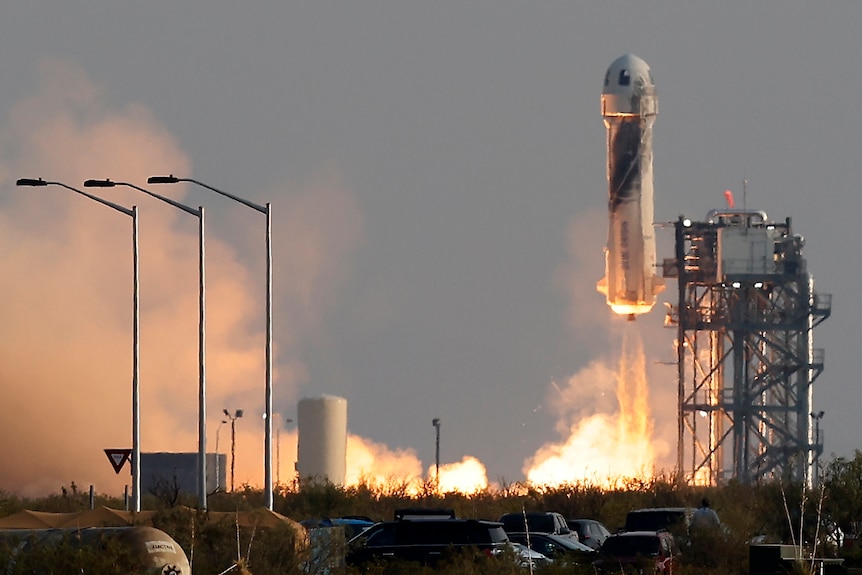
148, 174, 274, 510
432, 418, 441, 489
215, 420, 227, 492
16, 178, 142, 513
810, 410, 825, 485
277, 417, 293, 486
84, 178, 208, 510
224, 408, 244, 492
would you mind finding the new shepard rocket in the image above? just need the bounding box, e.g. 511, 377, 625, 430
597, 53, 664, 319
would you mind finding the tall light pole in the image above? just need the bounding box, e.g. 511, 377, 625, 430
224, 408, 243, 492
432, 418, 441, 489
84, 178, 208, 510
811, 410, 825, 485
16, 178, 142, 513
277, 417, 293, 486
215, 419, 227, 492
148, 174, 274, 509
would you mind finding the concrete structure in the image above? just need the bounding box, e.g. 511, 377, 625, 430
296, 395, 347, 485
141, 452, 226, 499
663, 209, 831, 486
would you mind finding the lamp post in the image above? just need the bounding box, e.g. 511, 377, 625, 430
84, 178, 208, 510
16, 178, 141, 513
224, 408, 243, 492
810, 410, 825, 485
432, 418, 441, 489
148, 174, 274, 509
277, 417, 293, 486
215, 419, 227, 492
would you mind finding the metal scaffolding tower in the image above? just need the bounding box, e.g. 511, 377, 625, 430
662, 209, 831, 486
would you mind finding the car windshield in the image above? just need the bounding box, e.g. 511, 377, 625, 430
394, 521, 508, 545
364, 525, 395, 546
509, 532, 595, 553
502, 515, 555, 533
602, 535, 660, 557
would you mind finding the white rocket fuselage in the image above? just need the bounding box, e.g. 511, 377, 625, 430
597, 54, 664, 318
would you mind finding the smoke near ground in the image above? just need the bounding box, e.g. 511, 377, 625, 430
522, 209, 674, 488
0, 60, 674, 498
0, 60, 363, 497
523, 327, 660, 487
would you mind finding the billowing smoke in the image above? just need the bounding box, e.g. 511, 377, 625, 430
432, 456, 488, 493
345, 434, 424, 488
524, 210, 675, 486
524, 328, 666, 487
0, 60, 363, 497
344, 436, 489, 494
0, 60, 677, 499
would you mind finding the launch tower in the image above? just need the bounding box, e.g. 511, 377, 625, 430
663, 209, 831, 486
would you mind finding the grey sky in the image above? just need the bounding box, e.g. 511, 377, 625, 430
0, 2, 859, 493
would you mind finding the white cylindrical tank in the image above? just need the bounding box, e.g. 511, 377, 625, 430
296, 395, 347, 485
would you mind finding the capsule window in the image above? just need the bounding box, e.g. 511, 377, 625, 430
618, 69, 631, 86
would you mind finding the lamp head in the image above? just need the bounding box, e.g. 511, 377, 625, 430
236, 409, 244, 419
16, 178, 48, 187
83, 179, 116, 188
148, 175, 180, 184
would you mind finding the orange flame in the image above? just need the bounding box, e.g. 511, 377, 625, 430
433, 456, 489, 493
524, 329, 655, 488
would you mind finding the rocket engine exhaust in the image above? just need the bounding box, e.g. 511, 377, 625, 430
597, 54, 665, 318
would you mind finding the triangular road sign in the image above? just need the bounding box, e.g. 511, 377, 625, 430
104, 449, 132, 474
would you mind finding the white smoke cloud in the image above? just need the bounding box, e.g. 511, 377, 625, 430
524, 208, 675, 487
0, 60, 364, 497
345, 434, 424, 489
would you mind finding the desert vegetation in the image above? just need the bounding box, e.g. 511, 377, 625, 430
2, 451, 862, 574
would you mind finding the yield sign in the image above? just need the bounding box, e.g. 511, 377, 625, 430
104, 449, 132, 474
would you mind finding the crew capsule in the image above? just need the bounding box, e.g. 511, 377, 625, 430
602, 53, 657, 118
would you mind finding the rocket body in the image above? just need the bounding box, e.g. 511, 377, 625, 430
597, 54, 664, 318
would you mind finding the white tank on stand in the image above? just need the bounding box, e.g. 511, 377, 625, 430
296, 395, 347, 485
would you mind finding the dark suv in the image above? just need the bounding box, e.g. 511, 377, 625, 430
623, 507, 692, 547
594, 530, 680, 574
624, 508, 691, 533
345, 518, 510, 567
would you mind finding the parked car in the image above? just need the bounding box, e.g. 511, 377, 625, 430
566, 518, 611, 550
300, 517, 375, 539
507, 531, 596, 565
393, 507, 455, 520
507, 542, 554, 569
594, 530, 680, 574
624, 508, 691, 534
346, 517, 510, 567
499, 512, 578, 540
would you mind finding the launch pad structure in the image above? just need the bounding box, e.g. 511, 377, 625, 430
662, 209, 831, 486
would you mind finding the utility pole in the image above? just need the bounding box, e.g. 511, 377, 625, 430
224, 408, 243, 492
215, 420, 227, 492
432, 418, 441, 489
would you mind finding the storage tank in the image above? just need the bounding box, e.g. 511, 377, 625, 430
296, 395, 347, 485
